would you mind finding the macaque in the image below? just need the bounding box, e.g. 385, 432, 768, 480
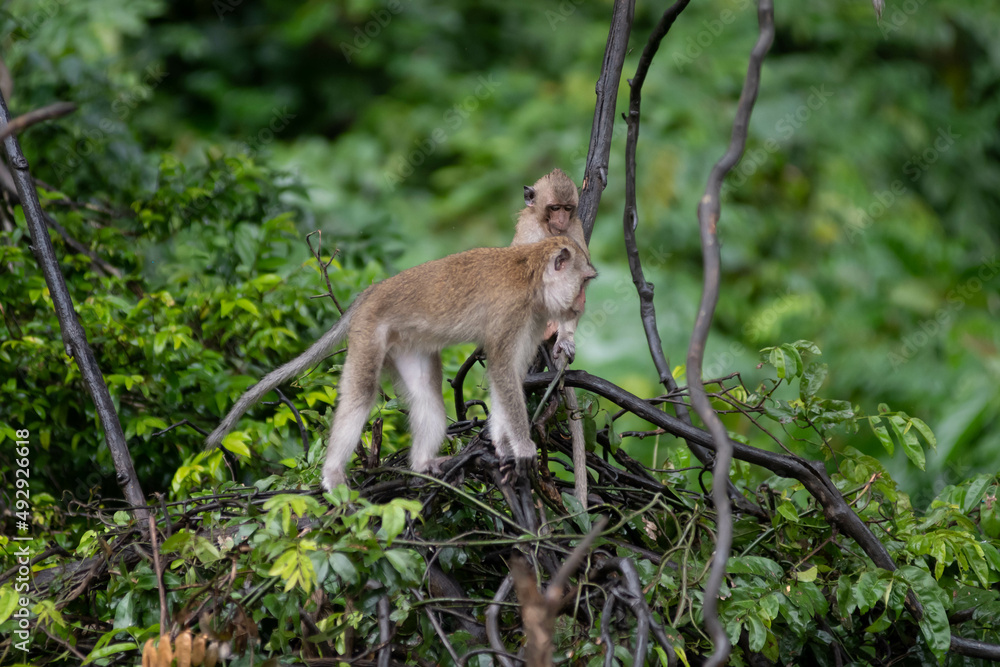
512, 168, 587, 362
512, 168, 591, 507
207, 237, 597, 491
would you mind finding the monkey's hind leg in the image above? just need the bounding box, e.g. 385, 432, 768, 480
391, 350, 448, 474
485, 337, 539, 477
321, 340, 385, 492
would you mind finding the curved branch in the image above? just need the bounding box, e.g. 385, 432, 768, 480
685, 2, 774, 665
620, 0, 762, 518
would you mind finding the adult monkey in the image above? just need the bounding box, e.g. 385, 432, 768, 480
512, 168, 591, 507
207, 237, 597, 491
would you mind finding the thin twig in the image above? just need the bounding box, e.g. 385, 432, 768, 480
305, 230, 344, 314
273, 388, 310, 455
149, 515, 168, 633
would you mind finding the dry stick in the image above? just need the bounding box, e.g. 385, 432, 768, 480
0, 92, 149, 527
149, 515, 168, 634
578, 0, 635, 243
620, 0, 761, 519
687, 3, 774, 665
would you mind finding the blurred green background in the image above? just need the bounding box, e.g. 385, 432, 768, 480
3, 0, 998, 504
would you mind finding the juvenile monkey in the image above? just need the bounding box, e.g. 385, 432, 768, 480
512, 168, 587, 362
512, 168, 591, 507
206, 237, 597, 491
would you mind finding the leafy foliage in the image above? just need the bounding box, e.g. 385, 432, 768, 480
1, 0, 999, 665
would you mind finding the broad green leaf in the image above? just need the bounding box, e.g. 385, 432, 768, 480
908, 417, 937, 450
727, 556, 783, 579
84, 642, 138, 663
869, 417, 893, 456
962, 474, 993, 515
889, 415, 924, 470
380, 505, 406, 546
221, 431, 252, 458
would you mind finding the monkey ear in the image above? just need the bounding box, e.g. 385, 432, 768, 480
553, 247, 571, 271
523, 186, 535, 207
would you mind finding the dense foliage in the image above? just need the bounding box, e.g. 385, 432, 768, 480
1, 1, 999, 665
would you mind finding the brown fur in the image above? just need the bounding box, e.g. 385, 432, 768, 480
206, 237, 596, 491
511, 168, 593, 507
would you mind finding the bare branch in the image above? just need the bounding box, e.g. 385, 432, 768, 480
0, 101, 76, 142
0, 90, 149, 526
578, 0, 635, 243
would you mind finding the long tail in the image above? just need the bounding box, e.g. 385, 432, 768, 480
205, 308, 354, 448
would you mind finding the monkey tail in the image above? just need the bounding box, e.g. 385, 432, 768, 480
205, 307, 355, 449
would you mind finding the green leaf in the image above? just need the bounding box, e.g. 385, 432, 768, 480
384, 549, 422, 583
962, 474, 993, 515
776, 501, 800, 523
889, 416, 924, 470
235, 298, 259, 315
84, 642, 139, 663
329, 552, 359, 586
727, 556, 783, 579
0, 586, 19, 625
380, 505, 406, 546
221, 431, 252, 458
898, 566, 951, 661
746, 614, 767, 652
908, 417, 937, 450
869, 417, 894, 456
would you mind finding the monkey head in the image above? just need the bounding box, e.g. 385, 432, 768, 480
523, 168, 579, 236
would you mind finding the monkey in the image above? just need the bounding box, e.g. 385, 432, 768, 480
206, 236, 597, 492
512, 168, 592, 507
512, 168, 588, 363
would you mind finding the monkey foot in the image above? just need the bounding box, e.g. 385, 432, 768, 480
414, 455, 452, 477
498, 456, 537, 485
322, 467, 347, 493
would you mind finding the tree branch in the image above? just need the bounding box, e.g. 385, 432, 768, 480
685, 2, 774, 664
578, 0, 635, 243
0, 101, 76, 142
0, 91, 149, 527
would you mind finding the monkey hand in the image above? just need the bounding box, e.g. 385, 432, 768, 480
553, 336, 576, 365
